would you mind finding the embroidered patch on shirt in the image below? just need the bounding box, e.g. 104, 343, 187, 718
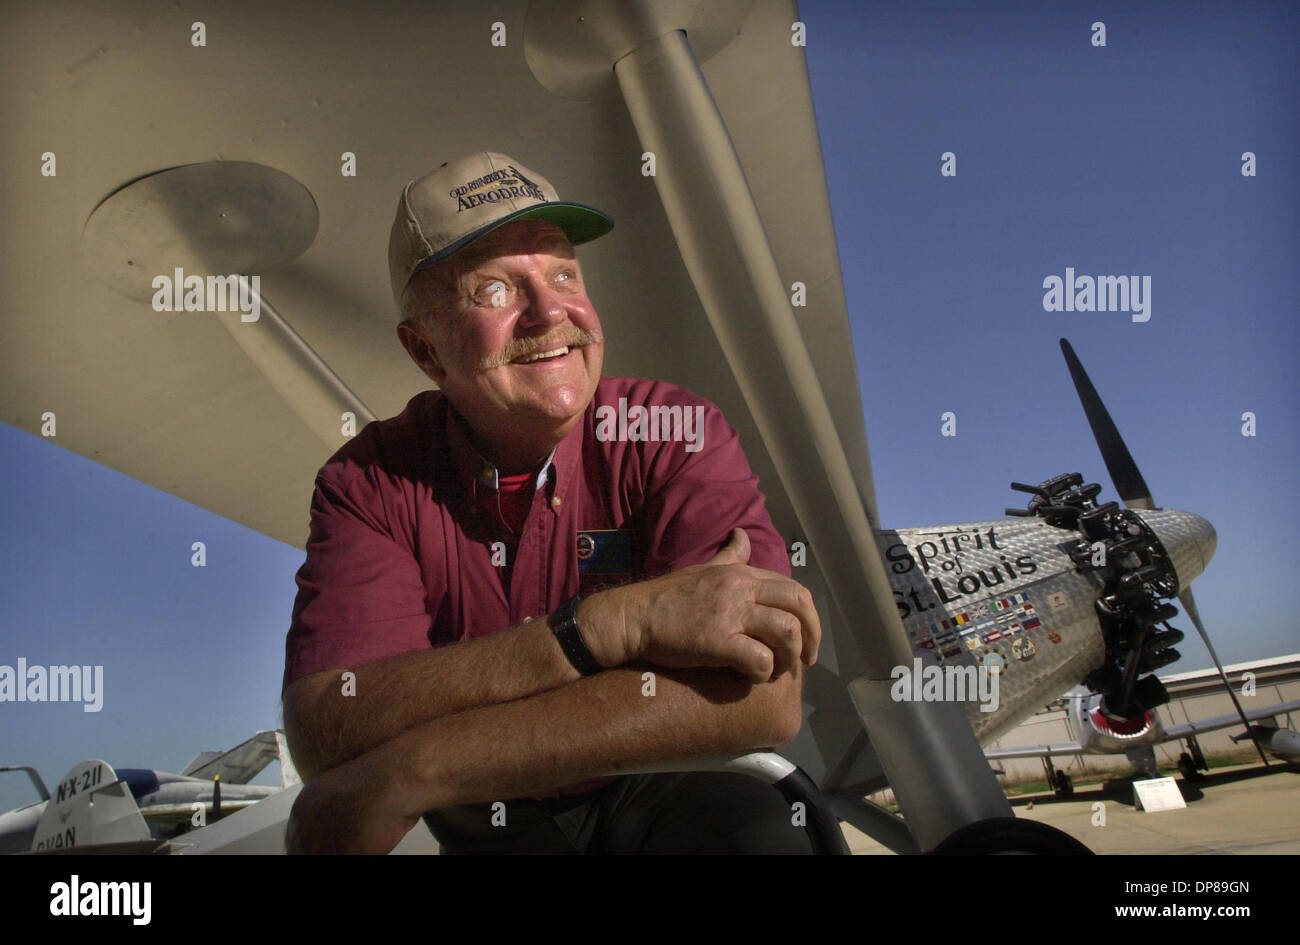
577, 529, 632, 575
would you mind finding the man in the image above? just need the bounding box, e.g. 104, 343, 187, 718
283, 152, 822, 854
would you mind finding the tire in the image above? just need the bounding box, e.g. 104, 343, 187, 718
930, 817, 1093, 855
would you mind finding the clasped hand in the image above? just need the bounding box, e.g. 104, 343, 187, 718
580, 527, 821, 683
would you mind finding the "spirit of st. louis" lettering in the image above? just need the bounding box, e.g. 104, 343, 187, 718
887, 527, 1002, 574
884, 529, 1040, 619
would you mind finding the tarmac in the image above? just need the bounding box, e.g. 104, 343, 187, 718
841, 762, 1300, 854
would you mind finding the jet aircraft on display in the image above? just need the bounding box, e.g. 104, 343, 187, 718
0, 731, 297, 854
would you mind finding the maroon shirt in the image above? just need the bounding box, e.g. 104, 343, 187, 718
284, 374, 790, 695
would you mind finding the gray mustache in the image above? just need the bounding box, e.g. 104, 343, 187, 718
478, 328, 604, 370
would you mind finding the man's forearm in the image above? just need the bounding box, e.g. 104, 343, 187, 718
378, 662, 804, 818
285, 530, 820, 783
285, 615, 585, 780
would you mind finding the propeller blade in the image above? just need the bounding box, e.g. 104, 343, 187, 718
1061, 340, 1256, 763
1059, 338, 1155, 510
1177, 589, 1271, 768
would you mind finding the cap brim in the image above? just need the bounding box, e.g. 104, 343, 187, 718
412, 202, 614, 275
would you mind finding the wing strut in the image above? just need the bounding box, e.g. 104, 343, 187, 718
527, 3, 1014, 850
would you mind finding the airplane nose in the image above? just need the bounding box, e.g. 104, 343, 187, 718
1133, 509, 1217, 589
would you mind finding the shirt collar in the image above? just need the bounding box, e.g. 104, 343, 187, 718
442, 400, 583, 505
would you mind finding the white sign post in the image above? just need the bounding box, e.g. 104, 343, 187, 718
1132, 776, 1187, 812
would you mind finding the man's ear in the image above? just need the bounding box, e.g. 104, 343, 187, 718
397, 320, 447, 385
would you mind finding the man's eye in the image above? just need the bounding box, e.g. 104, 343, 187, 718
479, 280, 509, 306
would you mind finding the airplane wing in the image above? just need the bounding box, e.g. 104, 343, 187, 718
134, 798, 269, 830
984, 743, 1086, 761
5, 0, 874, 549
1162, 699, 1300, 742
984, 699, 1300, 762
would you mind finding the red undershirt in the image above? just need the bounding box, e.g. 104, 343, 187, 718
496, 470, 536, 535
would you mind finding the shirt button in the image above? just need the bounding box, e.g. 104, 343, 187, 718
551, 496, 562, 507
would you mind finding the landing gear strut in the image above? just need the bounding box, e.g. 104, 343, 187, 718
1041, 756, 1075, 798
1178, 735, 1208, 780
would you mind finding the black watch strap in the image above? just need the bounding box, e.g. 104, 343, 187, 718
550, 594, 603, 676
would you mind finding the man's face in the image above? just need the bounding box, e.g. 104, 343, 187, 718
398, 220, 604, 448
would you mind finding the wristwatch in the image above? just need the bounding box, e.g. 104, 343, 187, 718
550, 594, 603, 676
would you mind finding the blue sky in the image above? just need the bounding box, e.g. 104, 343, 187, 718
2, 0, 1297, 812
0, 425, 300, 809
800, 0, 1298, 670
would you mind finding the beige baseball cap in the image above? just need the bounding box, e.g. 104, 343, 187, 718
388, 151, 614, 307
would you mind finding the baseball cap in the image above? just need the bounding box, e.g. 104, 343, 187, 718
388, 151, 614, 306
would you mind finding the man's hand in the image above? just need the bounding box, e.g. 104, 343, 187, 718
285, 742, 418, 855
580, 528, 821, 683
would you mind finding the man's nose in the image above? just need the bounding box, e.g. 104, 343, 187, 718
518, 277, 567, 328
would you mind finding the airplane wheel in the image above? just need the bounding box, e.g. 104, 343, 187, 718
930, 818, 1093, 855
1054, 773, 1074, 798
1177, 753, 1200, 781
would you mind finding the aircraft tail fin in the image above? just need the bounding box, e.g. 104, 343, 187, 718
182, 730, 285, 785
180, 729, 301, 787
274, 730, 301, 788
31, 760, 150, 852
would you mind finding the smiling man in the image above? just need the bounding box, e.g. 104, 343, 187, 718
281, 152, 822, 854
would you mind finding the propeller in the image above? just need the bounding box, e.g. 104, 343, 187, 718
1059, 339, 1154, 510
1059, 338, 1270, 768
